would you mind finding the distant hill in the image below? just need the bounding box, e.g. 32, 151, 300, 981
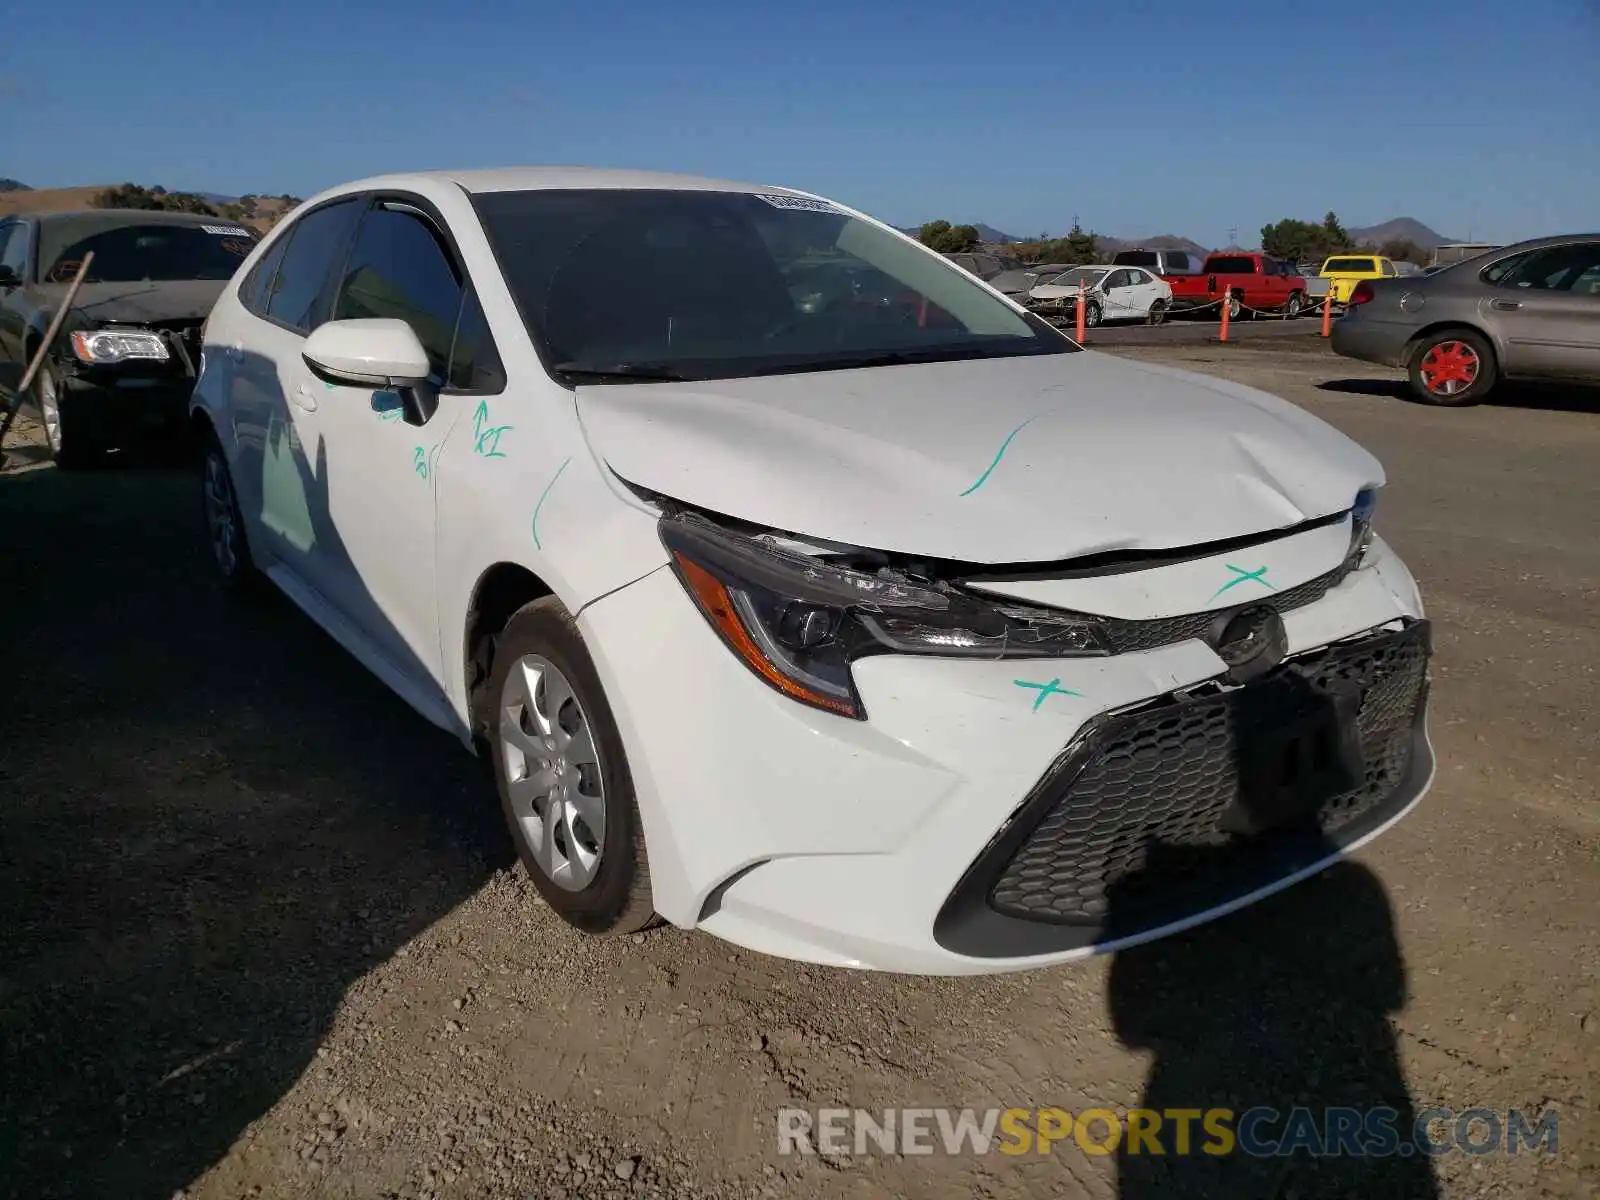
1098, 233, 1211, 257
1349, 218, 1455, 249
0, 184, 298, 231
897, 222, 1024, 244
0, 178, 29, 193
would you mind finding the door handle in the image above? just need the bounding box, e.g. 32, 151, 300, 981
290, 382, 319, 412
1489, 299, 1522, 311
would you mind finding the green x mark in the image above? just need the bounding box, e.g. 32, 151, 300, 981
1014, 677, 1084, 712
1208, 563, 1274, 603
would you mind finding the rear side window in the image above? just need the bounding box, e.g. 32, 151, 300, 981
266, 199, 364, 333
332, 203, 504, 393
1167, 253, 1194, 273
1205, 256, 1255, 274
239, 233, 290, 314
1495, 243, 1600, 293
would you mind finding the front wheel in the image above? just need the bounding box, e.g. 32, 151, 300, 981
489, 597, 656, 935
202, 430, 258, 591
1225, 294, 1242, 322
34, 361, 101, 470
1408, 330, 1497, 406
1284, 292, 1303, 319
1083, 300, 1102, 328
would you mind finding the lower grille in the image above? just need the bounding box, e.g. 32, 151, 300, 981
986, 621, 1430, 927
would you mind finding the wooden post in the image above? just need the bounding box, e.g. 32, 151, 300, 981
0, 252, 94, 462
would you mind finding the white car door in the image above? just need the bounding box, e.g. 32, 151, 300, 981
1125, 268, 1166, 317
1101, 269, 1141, 321
308, 198, 506, 694
225, 197, 366, 585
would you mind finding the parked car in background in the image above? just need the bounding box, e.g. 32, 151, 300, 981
1168, 253, 1307, 319
944, 251, 1021, 282
987, 261, 1074, 302
0, 209, 257, 466
192, 166, 1430, 973
1027, 265, 1173, 326
1332, 233, 1600, 405
1317, 255, 1402, 305
1109, 248, 1205, 279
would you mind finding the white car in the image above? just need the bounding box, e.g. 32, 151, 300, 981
1029, 265, 1173, 326
193, 168, 1435, 975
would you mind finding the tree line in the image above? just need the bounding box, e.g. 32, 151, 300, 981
90, 183, 301, 225
919, 210, 1431, 268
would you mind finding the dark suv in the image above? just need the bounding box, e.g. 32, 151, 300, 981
0, 208, 257, 466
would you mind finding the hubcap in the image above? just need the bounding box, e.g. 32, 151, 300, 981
1420, 341, 1479, 395
1287, 296, 1301, 316
204, 452, 239, 575
1086, 304, 1100, 327
37, 369, 61, 454
499, 655, 605, 891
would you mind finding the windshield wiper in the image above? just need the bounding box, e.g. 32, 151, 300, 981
552, 361, 697, 383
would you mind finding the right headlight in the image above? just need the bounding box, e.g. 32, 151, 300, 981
660, 515, 1111, 720
1348, 486, 1379, 568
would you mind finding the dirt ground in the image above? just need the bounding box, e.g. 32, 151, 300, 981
1, 338, 1595, 1200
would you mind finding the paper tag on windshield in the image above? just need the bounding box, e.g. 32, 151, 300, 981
200, 224, 253, 237
753, 193, 839, 214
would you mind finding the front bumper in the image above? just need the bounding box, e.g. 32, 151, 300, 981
578, 535, 1432, 974
55, 372, 194, 439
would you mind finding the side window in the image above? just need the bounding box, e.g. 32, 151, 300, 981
449, 289, 507, 392
1380, 260, 1397, 277
239, 232, 291, 315
332, 205, 465, 384
266, 198, 364, 333
0, 222, 27, 278
1498, 243, 1600, 293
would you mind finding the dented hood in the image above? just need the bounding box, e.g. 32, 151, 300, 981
576, 351, 1383, 564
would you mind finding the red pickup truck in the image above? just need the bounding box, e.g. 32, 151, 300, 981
1168, 253, 1309, 319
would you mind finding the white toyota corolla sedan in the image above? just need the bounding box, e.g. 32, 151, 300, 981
192, 168, 1435, 974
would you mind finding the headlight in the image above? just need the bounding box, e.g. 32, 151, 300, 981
70, 329, 170, 364
660, 516, 1111, 720
1348, 486, 1379, 567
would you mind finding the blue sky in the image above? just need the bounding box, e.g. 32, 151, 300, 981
5, 0, 1596, 245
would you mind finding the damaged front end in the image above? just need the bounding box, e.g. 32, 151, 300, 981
654, 506, 1114, 720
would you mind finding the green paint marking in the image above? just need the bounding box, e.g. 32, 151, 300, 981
1013, 677, 1083, 712
959, 414, 1043, 497
530, 457, 573, 550
1208, 563, 1273, 603
471, 399, 513, 458
413, 446, 428, 479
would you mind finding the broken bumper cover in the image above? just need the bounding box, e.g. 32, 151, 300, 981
578, 535, 1432, 974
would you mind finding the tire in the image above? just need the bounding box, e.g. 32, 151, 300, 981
1225, 294, 1242, 322
1083, 300, 1102, 328
1146, 299, 1168, 326
34, 360, 102, 470
488, 597, 656, 935
1407, 329, 1497, 406
201, 429, 258, 592
1284, 292, 1304, 319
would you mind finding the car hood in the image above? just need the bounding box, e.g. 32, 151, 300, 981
30, 279, 227, 325
576, 351, 1384, 564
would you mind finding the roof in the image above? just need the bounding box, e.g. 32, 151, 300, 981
30, 207, 247, 229
339, 166, 804, 199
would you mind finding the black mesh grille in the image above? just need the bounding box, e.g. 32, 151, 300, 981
1092, 562, 1351, 654
988, 622, 1429, 926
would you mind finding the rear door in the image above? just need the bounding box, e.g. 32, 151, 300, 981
1483, 241, 1600, 380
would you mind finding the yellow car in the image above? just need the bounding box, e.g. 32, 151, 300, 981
1318, 255, 1402, 303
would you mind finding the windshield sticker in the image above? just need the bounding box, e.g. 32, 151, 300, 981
530, 457, 573, 550
959, 413, 1046, 497
753, 193, 840, 214
201, 224, 253, 237
1014, 678, 1084, 712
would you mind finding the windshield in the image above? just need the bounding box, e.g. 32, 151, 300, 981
1038, 268, 1106, 288
472, 189, 1075, 382
1322, 257, 1376, 274
38, 222, 256, 284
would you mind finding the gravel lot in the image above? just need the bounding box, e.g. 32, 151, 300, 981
2, 339, 1595, 1200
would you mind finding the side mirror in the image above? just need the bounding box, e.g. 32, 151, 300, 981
302, 318, 437, 425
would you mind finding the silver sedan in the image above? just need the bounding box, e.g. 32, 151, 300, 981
1330, 233, 1600, 405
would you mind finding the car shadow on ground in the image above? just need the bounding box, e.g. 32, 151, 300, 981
1103, 671, 1439, 1198
1319, 376, 1600, 414
0, 453, 511, 1198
